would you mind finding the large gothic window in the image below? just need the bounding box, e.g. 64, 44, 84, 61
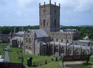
61, 47, 64, 53
82, 51, 87, 55
66, 40, 68, 43
47, 22, 48, 26
61, 39, 63, 42
43, 19, 46, 27
74, 49, 79, 55
67, 48, 71, 55
55, 46, 58, 52
43, 9, 46, 13
54, 19, 56, 27
41, 23, 42, 26
54, 9, 56, 14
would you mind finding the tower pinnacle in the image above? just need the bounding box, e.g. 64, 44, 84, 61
49, 0, 51, 4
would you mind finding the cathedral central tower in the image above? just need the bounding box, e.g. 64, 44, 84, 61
39, 0, 60, 32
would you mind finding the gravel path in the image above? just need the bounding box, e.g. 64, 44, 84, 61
5, 46, 10, 62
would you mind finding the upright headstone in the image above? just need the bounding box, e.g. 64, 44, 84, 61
27, 57, 33, 67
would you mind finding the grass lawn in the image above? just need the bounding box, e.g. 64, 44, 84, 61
71, 56, 93, 68
9, 48, 22, 63
89, 56, 93, 62
0, 43, 9, 59
9, 48, 61, 68
72, 63, 92, 68
9, 48, 93, 68
36, 61, 61, 68
0, 43, 9, 47
0, 48, 5, 59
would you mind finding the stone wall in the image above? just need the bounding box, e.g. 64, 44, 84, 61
40, 3, 60, 32
0, 34, 10, 43
48, 32, 80, 44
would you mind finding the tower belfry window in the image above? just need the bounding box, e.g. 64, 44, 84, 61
43, 19, 46, 26
47, 22, 48, 26
43, 9, 46, 13
54, 19, 56, 27
54, 9, 56, 14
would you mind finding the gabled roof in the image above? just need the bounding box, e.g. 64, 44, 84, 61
15, 31, 24, 35
75, 40, 91, 43
60, 29, 78, 32
31, 29, 48, 38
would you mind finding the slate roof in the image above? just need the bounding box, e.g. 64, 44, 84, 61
70, 44, 90, 49
12, 37, 23, 41
31, 29, 48, 38
49, 41, 90, 49
76, 40, 91, 43
60, 29, 77, 32
15, 31, 24, 35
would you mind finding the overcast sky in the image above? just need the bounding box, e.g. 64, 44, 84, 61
0, 0, 93, 26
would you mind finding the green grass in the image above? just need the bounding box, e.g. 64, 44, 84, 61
0, 43, 9, 47
0, 43, 9, 58
9, 48, 61, 68
71, 56, 93, 68
23, 54, 55, 65
0, 48, 5, 59
35, 61, 61, 68
9, 48, 93, 68
23, 55, 61, 68
89, 56, 93, 62
9, 48, 22, 63
72, 63, 92, 68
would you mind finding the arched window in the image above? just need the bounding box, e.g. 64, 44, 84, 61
43, 9, 46, 13
41, 23, 42, 26
61, 47, 64, 53
82, 51, 87, 55
74, 49, 79, 55
47, 22, 48, 26
56, 39, 58, 42
54, 9, 56, 14
54, 19, 56, 27
67, 40, 68, 43
43, 19, 46, 27
67, 49, 71, 55
55, 46, 58, 52
61, 39, 63, 42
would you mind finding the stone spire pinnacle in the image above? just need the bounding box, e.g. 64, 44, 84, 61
59, 3, 60, 7
14, 27, 16, 34
22, 27, 24, 31
44, 2, 45, 5
55, 2, 56, 5
44, 2, 45, 6
49, 0, 51, 4
39, 3, 41, 6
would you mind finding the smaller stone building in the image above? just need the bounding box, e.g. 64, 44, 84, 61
23, 0, 93, 56
10, 31, 24, 48
0, 34, 10, 43
23, 29, 50, 55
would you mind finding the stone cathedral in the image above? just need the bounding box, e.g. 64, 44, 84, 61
23, 0, 93, 56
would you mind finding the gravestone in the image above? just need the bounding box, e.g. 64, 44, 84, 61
27, 57, 33, 67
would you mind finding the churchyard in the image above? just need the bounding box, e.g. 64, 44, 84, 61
8, 48, 93, 68
8, 48, 61, 68
0, 43, 9, 47
0, 48, 5, 59
0, 45, 93, 68
72, 63, 92, 68
0, 43, 9, 59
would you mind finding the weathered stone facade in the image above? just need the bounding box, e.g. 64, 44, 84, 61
0, 34, 10, 43
40, 1, 60, 32
10, 31, 24, 48
23, 0, 93, 56
23, 29, 51, 55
